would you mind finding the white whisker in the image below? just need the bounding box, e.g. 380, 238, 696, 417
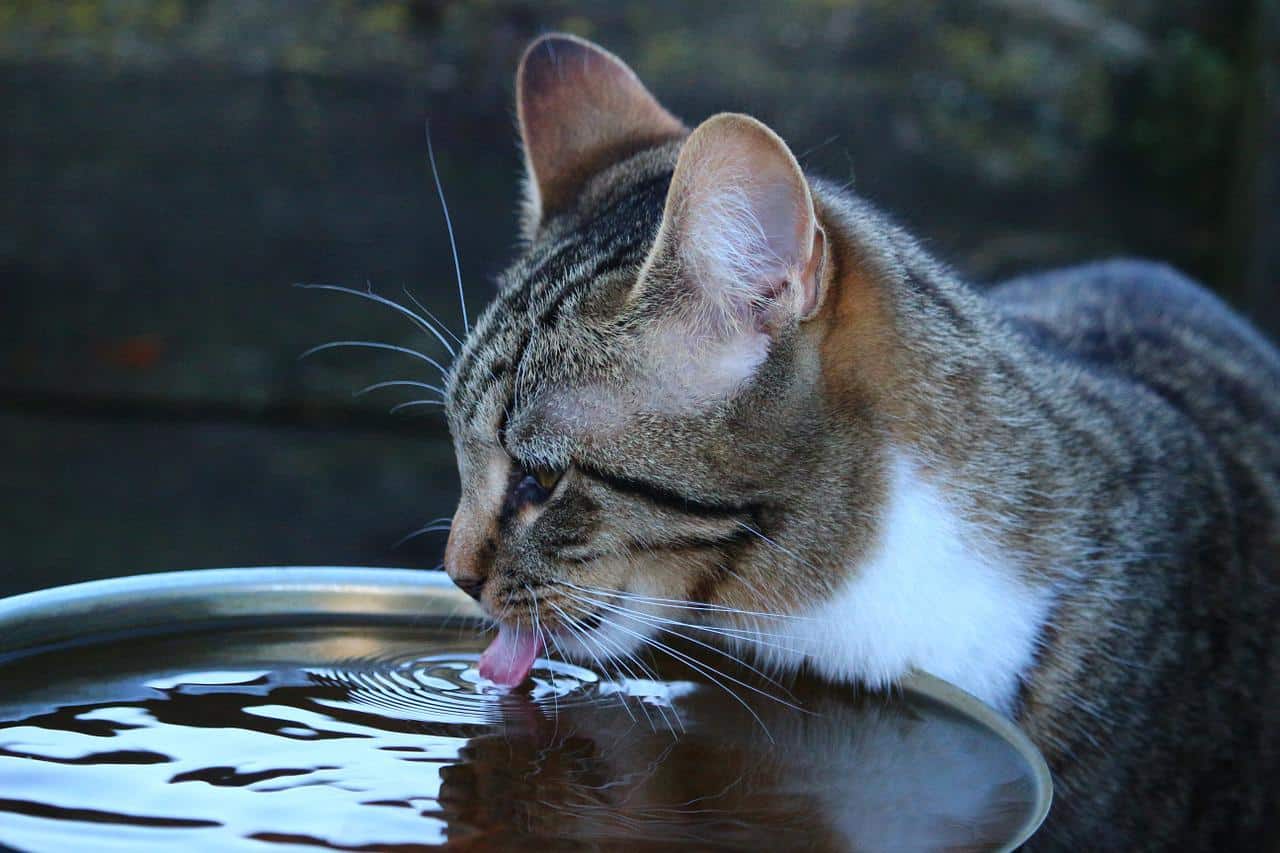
557, 580, 813, 622
402, 285, 464, 347
595, 615, 776, 742
549, 600, 640, 724
735, 521, 821, 573
294, 282, 456, 357
564, 590, 805, 708
425, 121, 468, 334
299, 340, 450, 378
584, 631, 678, 733
569, 589, 806, 654
527, 584, 559, 729
392, 522, 453, 549
389, 399, 446, 414
560, 600, 680, 734
564, 584, 799, 642
354, 379, 448, 398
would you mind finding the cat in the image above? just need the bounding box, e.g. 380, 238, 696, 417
440, 33, 1280, 850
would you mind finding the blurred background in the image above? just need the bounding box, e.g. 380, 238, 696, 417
2, 0, 1276, 597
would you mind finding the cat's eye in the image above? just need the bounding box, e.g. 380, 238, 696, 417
505, 464, 566, 513
531, 466, 563, 493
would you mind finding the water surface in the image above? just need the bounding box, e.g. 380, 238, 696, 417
0, 625, 1041, 851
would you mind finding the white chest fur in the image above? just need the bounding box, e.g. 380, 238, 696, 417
759, 454, 1052, 715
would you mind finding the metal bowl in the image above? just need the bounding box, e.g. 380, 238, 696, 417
0, 567, 1052, 851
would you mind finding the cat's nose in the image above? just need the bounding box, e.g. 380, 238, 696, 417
444, 514, 490, 602
453, 575, 485, 602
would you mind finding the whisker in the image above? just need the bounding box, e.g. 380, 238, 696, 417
389, 399, 446, 414
603, 646, 679, 734
392, 522, 453, 549
716, 559, 772, 606
526, 584, 559, 729
564, 585, 800, 643
570, 590, 806, 654
294, 282, 456, 357
354, 379, 448, 398
595, 615, 776, 742
572, 618, 677, 734
548, 601, 640, 725
796, 133, 840, 162
425, 121, 468, 334
734, 521, 821, 573
402, 285, 464, 347
548, 634, 581, 732
557, 580, 814, 622
565, 591, 804, 708
298, 340, 450, 378
558, 600, 681, 734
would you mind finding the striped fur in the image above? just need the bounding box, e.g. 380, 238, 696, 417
443, 34, 1280, 850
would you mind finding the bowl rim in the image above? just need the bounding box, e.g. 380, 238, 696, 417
0, 566, 1053, 850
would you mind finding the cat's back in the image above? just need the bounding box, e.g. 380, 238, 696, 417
989, 259, 1280, 477
989, 257, 1280, 610
987, 260, 1280, 850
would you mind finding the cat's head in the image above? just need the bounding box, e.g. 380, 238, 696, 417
444, 34, 889, 668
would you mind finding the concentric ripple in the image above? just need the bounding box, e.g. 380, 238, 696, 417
309, 651, 634, 726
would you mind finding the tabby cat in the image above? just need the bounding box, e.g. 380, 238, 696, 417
441, 34, 1280, 850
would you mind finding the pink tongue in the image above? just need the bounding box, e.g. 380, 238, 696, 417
478, 624, 544, 688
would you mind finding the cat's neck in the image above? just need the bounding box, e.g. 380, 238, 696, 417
776, 451, 1054, 713
817, 188, 1085, 573
791, 189, 1102, 708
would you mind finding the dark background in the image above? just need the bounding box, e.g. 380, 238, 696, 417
2, 0, 1276, 598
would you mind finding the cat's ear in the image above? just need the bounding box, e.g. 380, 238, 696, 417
517, 33, 684, 235
646, 112, 826, 333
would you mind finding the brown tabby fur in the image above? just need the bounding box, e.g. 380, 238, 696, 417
443, 34, 1280, 850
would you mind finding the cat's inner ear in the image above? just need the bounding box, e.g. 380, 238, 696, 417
628, 114, 825, 405
517, 33, 685, 233
647, 112, 825, 334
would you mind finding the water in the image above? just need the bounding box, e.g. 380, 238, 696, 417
0, 625, 1043, 851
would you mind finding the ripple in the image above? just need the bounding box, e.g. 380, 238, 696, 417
309, 652, 612, 726
145, 670, 272, 690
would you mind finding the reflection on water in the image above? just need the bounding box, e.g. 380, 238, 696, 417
0, 626, 1040, 851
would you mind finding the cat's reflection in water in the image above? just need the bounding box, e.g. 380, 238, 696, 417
436, 675, 1035, 852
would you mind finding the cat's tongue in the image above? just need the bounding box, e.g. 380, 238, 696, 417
477, 624, 544, 688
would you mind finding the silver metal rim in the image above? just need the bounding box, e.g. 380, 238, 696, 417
0, 567, 1052, 849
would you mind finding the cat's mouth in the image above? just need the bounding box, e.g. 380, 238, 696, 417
476, 592, 636, 689
476, 615, 597, 688
477, 596, 605, 688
